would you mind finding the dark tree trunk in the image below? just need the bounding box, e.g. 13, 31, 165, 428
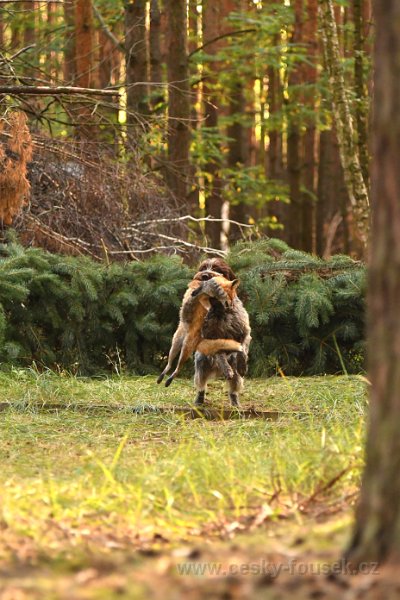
75, 0, 95, 137
23, 1, 36, 79
316, 129, 350, 257
266, 64, 283, 181
165, 0, 191, 204
287, 0, 303, 249
287, 125, 302, 249
64, 0, 76, 84
149, 0, 164, 109
125, 0, 149, 146
228, 80, 249, 238
346, 0, 400, 566
301, 0, 318, 252
266, 58, 288, 242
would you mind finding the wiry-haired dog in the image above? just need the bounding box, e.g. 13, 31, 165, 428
157, 274, 243, 388
193, 258, 251, 407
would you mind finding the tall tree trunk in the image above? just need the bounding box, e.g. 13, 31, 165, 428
287, 0, 303, 249
353, 0, 370, 189
202, 0, 232, 247
301, 0, 318, 252
165, 0, 191, 204
64, 0, 76, 84
23, 1, 36, 79
75, 0, 94, 88
318, 0, 370, 249
125, 0, 149, 147
346, 0, 400, 566
187, 0, 200, 214
287, 125, 302, 249
266, 58, 287, 242
46, 1, 56, 82
317, 129, 350, 257
149, 0, 164, 109
227, 79, 249, 238
75, 0, 94, 137
227, 0, 254, 239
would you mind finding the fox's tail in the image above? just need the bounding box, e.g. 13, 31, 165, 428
196, 339, 242, 355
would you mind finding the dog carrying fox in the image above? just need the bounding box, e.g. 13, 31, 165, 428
157, 258, 251, 406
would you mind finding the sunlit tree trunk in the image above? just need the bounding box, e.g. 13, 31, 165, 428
318, 0, 370, 249
202, 0, 233, 248
346, 0, 400, 566
353, 0, 370, 189
165, 0, 191, 204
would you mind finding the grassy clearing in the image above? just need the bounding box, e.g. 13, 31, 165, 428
0, 370, 367, 566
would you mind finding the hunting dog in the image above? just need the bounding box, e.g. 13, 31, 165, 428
193, 258, 251, 407
157, 274, 243, 388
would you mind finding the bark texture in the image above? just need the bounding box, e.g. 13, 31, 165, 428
202, 0, 233, 247
318, 0, 370, 248
165, 0, 191, 203
346, 0, 400, 566
74, 0, 95, 136
149, 0, 164, 108
353, 0, 370, 189
125, 0, 149, 143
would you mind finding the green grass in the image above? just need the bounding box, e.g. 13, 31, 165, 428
0, 369, 367, 567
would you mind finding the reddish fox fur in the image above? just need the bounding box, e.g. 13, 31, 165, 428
157, 273, 242, 387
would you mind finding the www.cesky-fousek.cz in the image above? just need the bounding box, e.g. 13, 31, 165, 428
176, 558, 379, 577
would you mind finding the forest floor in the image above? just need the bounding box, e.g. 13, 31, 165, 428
0, 370, 389, 599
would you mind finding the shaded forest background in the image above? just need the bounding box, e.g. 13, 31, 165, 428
0, 0, 372, 261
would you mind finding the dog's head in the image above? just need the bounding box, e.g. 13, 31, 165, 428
196, 258, 236, 281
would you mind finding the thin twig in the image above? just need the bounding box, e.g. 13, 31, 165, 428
188, 28, 257, 58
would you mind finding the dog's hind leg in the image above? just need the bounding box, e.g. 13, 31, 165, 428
227, 372, 244, 407
194, 352, 214, 405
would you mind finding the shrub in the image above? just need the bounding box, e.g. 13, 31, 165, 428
0, 236, 365, 376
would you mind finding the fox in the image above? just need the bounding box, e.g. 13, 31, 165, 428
157, 273, 243, 387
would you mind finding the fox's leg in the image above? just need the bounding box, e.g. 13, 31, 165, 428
165, 338, 195, 387
227, 372, 244, 407
194, 353, 213, 405
196, 339, 242, 355
157, 330, 183, 384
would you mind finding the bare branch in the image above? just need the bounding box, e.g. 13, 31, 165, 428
188, 28, 257, 59
0, 85, 119, 96
124, 215, 254, 229
92, 1, 124, 53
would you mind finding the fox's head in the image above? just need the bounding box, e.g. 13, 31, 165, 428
212, 275, 240, 307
